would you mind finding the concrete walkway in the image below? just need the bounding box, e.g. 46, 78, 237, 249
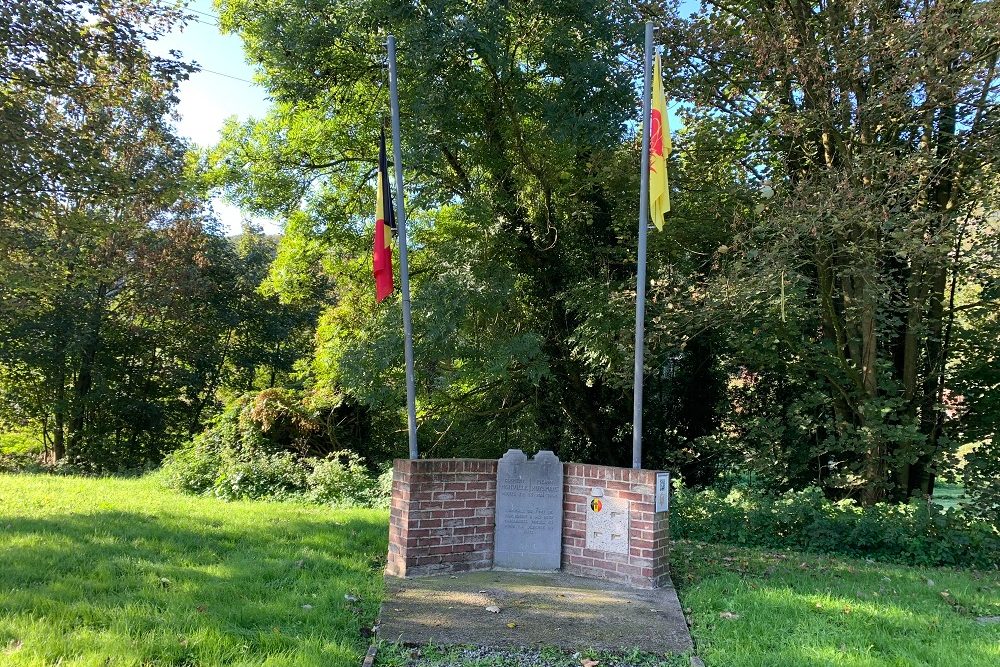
377, 570, 693, 655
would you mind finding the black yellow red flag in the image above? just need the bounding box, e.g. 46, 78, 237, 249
374, 129, 396, 302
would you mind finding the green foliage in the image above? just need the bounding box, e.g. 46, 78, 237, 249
212, 447, 307, 501
964, 441, 1000, 532
204, 0, 1000, 503
649, 0, 1000, 502
1, 1, 218, 468
5, 0, 999, 508
161, 438, 388, 506
305, 452, 386, 507
160, 392, 388, 506
156, 435, 220, 495
0, 429, 43, 455
671, 484, 999, 569
207, 0, 740, 470
0, 453, 45, 475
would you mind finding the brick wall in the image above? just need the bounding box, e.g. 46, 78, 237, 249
385, 459, 497, 577
385, 458, 670, 588
562, 464, 670, 589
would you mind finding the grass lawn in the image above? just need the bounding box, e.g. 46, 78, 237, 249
672, 540, 1000, 667
0, 429, 44, 455
931, 483, 968, 510
2, 474, 997, 667
0, 473, 387, 666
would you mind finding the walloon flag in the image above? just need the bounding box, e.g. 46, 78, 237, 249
373, 128, 396, 302
649, 53, 671, 231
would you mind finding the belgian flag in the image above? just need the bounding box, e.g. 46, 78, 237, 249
374, 129, 396, 302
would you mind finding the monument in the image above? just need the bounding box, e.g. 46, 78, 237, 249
494, 449, 563, 570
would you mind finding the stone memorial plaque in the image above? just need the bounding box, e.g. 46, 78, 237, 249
494, 449, 563, 570
586, 495, 629, 554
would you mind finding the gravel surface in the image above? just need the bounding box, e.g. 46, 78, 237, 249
378, 644, 690, 667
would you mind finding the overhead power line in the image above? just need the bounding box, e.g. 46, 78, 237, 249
187, 7, 220, 20
198, 67, 256, 84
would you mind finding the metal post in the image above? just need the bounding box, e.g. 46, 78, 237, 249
387, 35, 419, 460
631, 22, 654, 470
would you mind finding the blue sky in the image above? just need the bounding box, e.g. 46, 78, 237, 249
150, 1, 276, 234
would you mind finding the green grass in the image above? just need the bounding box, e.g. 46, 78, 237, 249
932, 483, 968, 510
672, 540, 1000, 667
0, 473, 388, 666
0, 429, 44, 455
2, 474, 997, 667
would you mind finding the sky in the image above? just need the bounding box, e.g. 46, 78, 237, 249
149, 1, 278, 235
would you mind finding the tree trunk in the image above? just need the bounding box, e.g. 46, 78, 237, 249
68, 282, 107, 454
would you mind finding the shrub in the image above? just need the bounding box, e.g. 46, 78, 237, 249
212, 448, 307, 501
160, 426, 390, 507
371, 463, 394, 508
0, 452, 46, 474
671, 482, 999, 569
159, 438, 220, 494
304, 451, 375, 506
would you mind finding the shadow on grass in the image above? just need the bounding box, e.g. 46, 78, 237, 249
0, 508, 388, 666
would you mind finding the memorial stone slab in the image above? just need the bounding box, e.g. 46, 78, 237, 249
586, 495, 629, 554
494, 449, 563, 570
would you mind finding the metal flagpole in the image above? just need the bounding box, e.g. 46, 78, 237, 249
387, 35, 419, 460
631, 22, 654, 470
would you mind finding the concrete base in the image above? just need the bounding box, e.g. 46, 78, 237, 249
377, 570, 693, 655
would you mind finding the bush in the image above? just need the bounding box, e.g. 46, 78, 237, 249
160, 428, 389, 507
372, 463, 394, 508
212, 448, 307, 501
304, 451, 377, 506
0, 452, 47, 474
159, 438, 220, 494
671, 482, 999, 569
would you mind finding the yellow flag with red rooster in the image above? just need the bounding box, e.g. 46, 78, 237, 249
649, 54, 670, 231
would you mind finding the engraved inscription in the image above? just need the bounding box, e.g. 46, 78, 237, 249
494, 450, 563, 570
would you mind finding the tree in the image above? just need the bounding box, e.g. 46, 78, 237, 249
661, 0, 1000, 501
210, 0, 689, 463
0, 1, 243, 467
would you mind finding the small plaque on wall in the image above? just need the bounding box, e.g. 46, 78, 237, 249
586, 496, 629, 554
655, 472, 670, 513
